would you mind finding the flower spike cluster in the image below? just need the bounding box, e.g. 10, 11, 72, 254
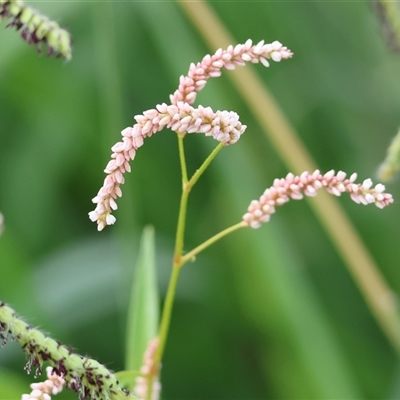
89, 40, 292, 231
243, 170, 393, 229
22, 366, 65, 400
0, 302, 131, 400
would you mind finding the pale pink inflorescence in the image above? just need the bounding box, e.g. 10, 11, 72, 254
134, 337, 161, 400
21, 367, 65, 400
89, 102, 246, 230
170, 39, 293, 105
89, 39, 293, 230
243, 170, 394, 229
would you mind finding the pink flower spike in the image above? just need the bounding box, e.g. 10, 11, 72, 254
90, 102, 248, 230
242, 170, 393, 228
134, 338, 162, 400
170, 39, 293, 106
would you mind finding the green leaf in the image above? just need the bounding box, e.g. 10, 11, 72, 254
124, 226, 159, 390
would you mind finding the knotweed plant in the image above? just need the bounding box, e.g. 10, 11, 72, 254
0, 39, 394, 400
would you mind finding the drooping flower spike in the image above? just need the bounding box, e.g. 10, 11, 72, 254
0, 302, 131, 400
243, 170, 393, 229
89, 102, 246, 230
89, 40, 293, 231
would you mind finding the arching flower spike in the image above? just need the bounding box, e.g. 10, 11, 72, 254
170, 39, 293, 105
243, 170, 393, 229
89, 102, 246, 231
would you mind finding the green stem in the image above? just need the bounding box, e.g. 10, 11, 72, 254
149, 140, 228, 400
153, 263, 181, 367
180, 221, 245, 266
152, 136, 192, 381
173, 135, 190, 263
178, 135, 189, 185
173, 189, 189, 263
187, 142, 224, 191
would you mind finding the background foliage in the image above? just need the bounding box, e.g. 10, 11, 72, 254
1, 1, 400, 399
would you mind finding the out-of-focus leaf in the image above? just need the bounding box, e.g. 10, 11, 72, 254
388, 363, 400, 400
32, 236, 124, 330
124, 226, 159, 389
0, 369, 30, 399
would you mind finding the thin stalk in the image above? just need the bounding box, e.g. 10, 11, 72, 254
173, 135, 191, 263
173, 189, 189, 263
178, 135, 189, 185
153, 263, 180, 368
151, 136, 192, 386
181, 221, 245, 266
174, 140, 223, 263
150, 140, 229, 398
187, 143, 224, 190
148, 137, 191, 399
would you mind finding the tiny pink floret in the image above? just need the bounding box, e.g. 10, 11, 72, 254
22, 367, 65, 400
242, 170, 393, 229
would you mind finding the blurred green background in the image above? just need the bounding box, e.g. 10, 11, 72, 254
1, 1, 400, 399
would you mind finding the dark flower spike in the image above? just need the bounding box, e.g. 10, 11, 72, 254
0, 0, 72, 60
371, 0, 400, 53
0, 302, 133, 400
